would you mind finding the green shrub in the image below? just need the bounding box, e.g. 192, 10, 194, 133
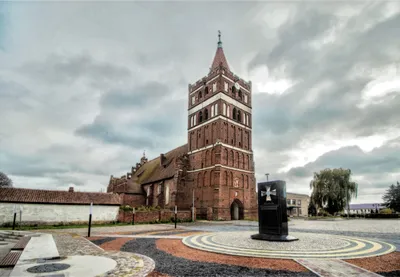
379, 208, 392, 214
365, 213, 398, 219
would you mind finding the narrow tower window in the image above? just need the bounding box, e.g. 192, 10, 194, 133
199, 111, 203, 123
214, 103, 218, 115
205, 87, 209, 95
238, 89, 242, 99
237, 110, 241, 122
233, 108, 237, 120
204, 108, 209, 120
211, 105, 214, 117
199, 91, 202, 98
223, 103, 226, 115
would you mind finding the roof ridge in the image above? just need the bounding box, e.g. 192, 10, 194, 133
0, 187, 113, 195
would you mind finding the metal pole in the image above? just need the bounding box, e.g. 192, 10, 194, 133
88, 202, 93, 237
12, 205, 16, 230
132, 208, 135, 225
192, 189, 195, 222
19, 206, 23, 230
174, 205, 177, 229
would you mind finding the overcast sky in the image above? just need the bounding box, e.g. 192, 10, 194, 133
1, 1, 399, 204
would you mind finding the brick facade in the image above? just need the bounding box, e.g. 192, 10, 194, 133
107, 34, 258, 221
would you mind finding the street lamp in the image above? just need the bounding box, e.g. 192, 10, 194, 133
265, 173, 269, 182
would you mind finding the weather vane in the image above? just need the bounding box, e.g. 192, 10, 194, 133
218, 30, 221, 42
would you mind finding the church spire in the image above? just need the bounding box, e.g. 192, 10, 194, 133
211, 30, 230, 71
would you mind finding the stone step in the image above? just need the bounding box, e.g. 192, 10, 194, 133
18, 234, 59, 261
295, 258, 383, 277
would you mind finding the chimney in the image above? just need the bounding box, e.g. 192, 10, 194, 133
160, 153, 166, 167
68, 187, 74, 193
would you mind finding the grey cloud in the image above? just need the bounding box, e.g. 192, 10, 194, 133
75, 119, 156, 149
286, 138, 400, 184
19, 53, 131, 85
100, 82, 169, 108
249, 3, 400, 154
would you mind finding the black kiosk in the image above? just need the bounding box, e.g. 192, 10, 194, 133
251, 180, 298, 241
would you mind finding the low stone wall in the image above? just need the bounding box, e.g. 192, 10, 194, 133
0, 202, 119, 226
118, 209, 195, 224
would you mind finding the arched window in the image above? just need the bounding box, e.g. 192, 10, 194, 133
237, 110, 241, 122
232, 86, 236, 95
205, 87, 209, 95
204, 108, 208, 120
199, 91, 202, 98
199, 111, 203, 123
233, 108, 237, 120
238, 90, 242, 99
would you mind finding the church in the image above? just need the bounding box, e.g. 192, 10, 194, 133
107, 33, 258, 220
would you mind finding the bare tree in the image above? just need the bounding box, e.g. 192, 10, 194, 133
0, 172, 13, 187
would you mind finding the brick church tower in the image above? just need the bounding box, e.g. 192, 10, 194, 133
183, 32, 257, 220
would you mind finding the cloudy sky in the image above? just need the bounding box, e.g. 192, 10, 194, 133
0, 1, 399, 204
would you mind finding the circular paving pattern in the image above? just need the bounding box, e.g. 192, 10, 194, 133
182, 231, 396, 259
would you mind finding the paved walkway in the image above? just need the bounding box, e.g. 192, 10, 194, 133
0, 231, 155, 277
295, 259, 383, 277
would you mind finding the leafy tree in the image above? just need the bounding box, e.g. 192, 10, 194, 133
0, 172, 13, 188
308, 201, 317, 216
310, 168, 358, 215
382, 181, 400, 212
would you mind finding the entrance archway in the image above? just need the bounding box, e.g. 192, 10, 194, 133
230, 199, 244, 220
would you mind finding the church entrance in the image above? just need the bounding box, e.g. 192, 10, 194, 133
230, 199, 244, 220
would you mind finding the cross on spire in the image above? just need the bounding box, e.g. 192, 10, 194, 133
210, 30, 230, 71
218, 30, 222, 48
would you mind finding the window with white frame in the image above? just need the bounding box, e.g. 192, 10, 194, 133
165, 185, 170, 205
223, 103, 226, 115
214, 103, 218, 115
211, 105, 214, 117
224, 82, 228, 92
191, 96, 195, 105
213, 83, 217, 92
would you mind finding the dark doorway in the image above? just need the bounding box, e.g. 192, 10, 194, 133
230, 199, 244, 220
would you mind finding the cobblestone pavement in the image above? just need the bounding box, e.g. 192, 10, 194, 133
52, 233, 155, 277
38, 224, 176, 236
179, 219, 400, 250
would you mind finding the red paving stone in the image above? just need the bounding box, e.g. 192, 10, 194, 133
99, 237, 134, 251
345, 252, 400, 273
156, 238, 308, 272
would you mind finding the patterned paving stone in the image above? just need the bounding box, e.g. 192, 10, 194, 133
182, 231, 396, 259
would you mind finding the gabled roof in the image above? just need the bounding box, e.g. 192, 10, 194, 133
125, 144, 188, 191
210, 31, 230, 71
0, 187, 121, 205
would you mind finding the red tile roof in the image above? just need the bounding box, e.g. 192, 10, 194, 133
141, 144, 188, 184
0, 187, 121, 205
211, 46, 230, 71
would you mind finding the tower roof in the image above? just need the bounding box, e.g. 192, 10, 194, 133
210, 30, 230, 71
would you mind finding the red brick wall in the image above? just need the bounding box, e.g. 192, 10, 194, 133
121, 193, 145, 207
118, 209, 195, 224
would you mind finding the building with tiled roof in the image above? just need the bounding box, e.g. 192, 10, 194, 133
0, 187, 121, 205
108, 32, 257, 220
0, 187, 121, 225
